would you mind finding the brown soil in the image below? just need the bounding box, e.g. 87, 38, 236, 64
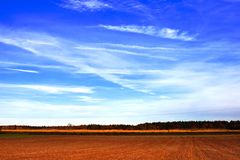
0, 135, 240, 160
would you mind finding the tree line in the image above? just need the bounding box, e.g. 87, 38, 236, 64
1, 121, 240, 130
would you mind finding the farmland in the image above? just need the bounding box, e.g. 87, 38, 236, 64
0, 134, 240, 160
1, 129, 240, 135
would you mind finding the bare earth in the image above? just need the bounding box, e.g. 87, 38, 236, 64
0, 135, 240, 160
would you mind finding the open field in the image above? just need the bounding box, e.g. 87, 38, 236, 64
0, 134, 240, 160
1, 129, 240, 135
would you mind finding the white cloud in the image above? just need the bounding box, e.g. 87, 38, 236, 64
59, 0, 150, 17
0, 83, 94, 94
0, 29, 239, 95
75, 45, 177, 61
61, 0, 112, 11
98, 43, 178, 50
1, 91, 239, 125
99, 25, 196, 41
0, 27, 240, 120
0, 61, 74, 72
77, 96, 104, 102
19, 85, 94, 94
160, 28, 195, 41
5, 68, 39, 74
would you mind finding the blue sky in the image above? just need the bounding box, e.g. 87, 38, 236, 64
0, 0, 240, 125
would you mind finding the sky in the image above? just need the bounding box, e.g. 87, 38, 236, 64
0, 0, 240, 126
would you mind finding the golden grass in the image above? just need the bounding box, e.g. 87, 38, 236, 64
1, 129, 240, 133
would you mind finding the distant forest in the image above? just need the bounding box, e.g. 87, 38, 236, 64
1, 121, 240, 130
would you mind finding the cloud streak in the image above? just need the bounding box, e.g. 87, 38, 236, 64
59, 0, 150, 17
5, 68, 39, 74
75, 45, 177, 61
0, 29, 239, 94
77, 96, 104, 102
97, 43, 179, 50
99, 25, 196, 41
0, 83, 94, 94
1, 93, 239, 125
0, 28, 240, 123
61, 0, 112, 12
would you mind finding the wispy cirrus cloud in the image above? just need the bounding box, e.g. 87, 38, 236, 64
0, 28, 238, 94
0, 28, 240, 124
97, 43, 178, 50
1, 28, 240, 100
0, 61, 75, 72
1, 91, 240, 125
99, 25, 196, 41
60, 0, 112, 12
77, 96, 104, 102
60, 0, 149, 16
5, 68, 39, 74
75, 45, 177, 61
0, 83, 94, 94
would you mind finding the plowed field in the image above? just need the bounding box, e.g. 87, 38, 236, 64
0, 135, 239, 160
